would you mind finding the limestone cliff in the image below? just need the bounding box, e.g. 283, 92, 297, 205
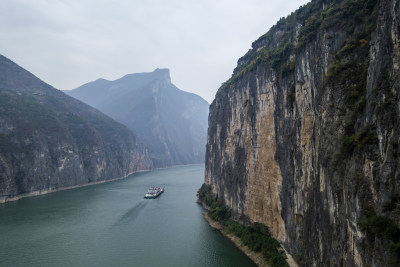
0, 55, 153, 202
205, 0, 400, 265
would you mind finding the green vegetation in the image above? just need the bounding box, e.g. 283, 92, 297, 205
209, 0, 400, 265
215, 0, 379, 102
333, 125, 378, 167
293, 253, 304, 266
320, 0, 380, 168
342, 126, 378, 154
197, 184, 230, 222
197, 184, 289, 267
324, 36, 370, 110
216, 41, 295, 99
383, 194, 400, 212
262, 43, 294, 71
297, 0, 377, 48
0, 91, 62, 146
358, 205, 400, 257
224, 221, 289, 267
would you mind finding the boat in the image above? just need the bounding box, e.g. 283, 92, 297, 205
144, 187, 164, 199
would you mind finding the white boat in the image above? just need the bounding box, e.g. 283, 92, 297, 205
144, 187, 164, 199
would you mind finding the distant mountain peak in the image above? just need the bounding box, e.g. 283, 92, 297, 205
94, 78, 110, 83
117, 68, 171, 86
67, 68, 209, 168
152, 68, 171, 83
153, 68, 169, 74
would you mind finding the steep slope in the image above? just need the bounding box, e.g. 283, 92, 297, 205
0, 55, 153, 202
205, 0, 400, 266
67, 69, 209, 167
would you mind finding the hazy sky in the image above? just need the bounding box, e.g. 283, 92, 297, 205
0, 0, 309, 103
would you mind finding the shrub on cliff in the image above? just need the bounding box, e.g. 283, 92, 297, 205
197, 183, 214, 207
197, 184, 289, 267
225, 221, 289, 267
358, 205, 400, 261
197, 184, 230, 222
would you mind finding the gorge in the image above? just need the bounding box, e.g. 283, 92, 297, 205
0, 56, 209, 202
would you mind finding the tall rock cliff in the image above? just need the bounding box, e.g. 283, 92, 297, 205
0, 55, 153, 202
66, 69, 209, 168
205, 0, 400, 265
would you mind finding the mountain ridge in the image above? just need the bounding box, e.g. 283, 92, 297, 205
67, 69, 209, 168
0, 55, 153, 202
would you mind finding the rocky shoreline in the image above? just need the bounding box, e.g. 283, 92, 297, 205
202, 212, 268, 267
0, 169, 151, 204
201, 211, 298, 267
0, 164, 204, 204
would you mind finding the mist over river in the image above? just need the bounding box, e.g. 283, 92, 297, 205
0, 165, 255, 267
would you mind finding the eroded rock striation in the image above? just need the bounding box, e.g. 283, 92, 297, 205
0, 55, 153, 202
205, 0, 400, 265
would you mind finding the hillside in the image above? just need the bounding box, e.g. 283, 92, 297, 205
0, 55, 153, 202
67, 69, 209, 167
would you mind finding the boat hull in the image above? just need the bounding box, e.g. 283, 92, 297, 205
144, 188, 164, 199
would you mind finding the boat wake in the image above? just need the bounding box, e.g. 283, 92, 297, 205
115, 201, 148, 225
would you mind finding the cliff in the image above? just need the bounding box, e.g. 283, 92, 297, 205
66, 69, 209, 168
0, 55, 153, 202
205, 0, 400, 265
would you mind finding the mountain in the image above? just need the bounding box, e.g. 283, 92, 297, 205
205, 0, 399, 265
0, 55, 153, 202
66, 69, 209, 168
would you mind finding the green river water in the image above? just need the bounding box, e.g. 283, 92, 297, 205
0, 165, 256, 267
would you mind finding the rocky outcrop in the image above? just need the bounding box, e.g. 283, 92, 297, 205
66, 69, 209, 168
205, 0, 400, 265
0, 55, 153, 202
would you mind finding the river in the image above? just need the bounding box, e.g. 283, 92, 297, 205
0, 165, 256, 267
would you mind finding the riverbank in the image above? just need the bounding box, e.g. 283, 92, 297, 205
202, 211, 298, 267
1, 163, 206, 204
0, 169, 151, 204
203, 212, 268, 267
197, 184, 298, 267
1, 165, 256, 267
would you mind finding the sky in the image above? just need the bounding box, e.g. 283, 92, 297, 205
0, 0, 309, 103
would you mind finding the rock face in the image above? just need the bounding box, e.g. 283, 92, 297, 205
0, 55, 153, 202
66, 69, 209, 168
205, 0, 400, 265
